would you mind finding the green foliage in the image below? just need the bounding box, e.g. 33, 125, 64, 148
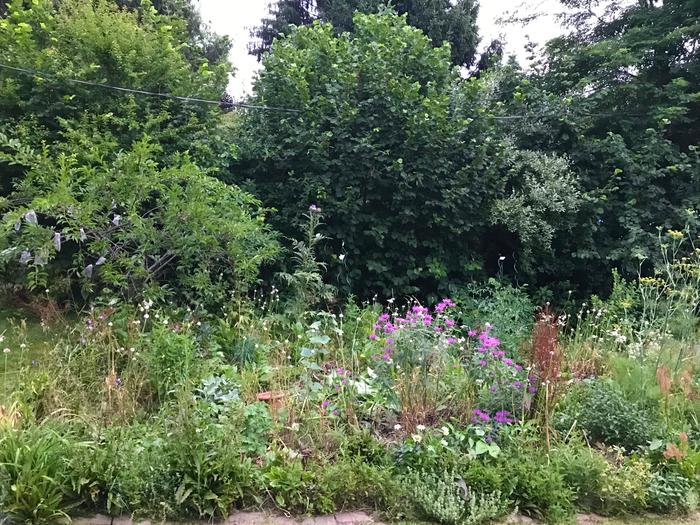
0, 422, 90, 524
236, 11, 578, 299
597, 453, 652, 515
88, 394, 268, 519
454, 279, 534, 354
0, 136, 279, 307
145, 324, 199, 399
276, 206, 336, 314
497, 425, 575, 523
500, 455, 574, 524
0, 0, 230, 166
551, 439, 607, 511
407, 469, 509, 525
263, 458, 316, 513
251, 0, 480, 67
315, 459, 400, 512
556, 380, 658, 450
489, 0, 700, 295
646, 470, 694, 513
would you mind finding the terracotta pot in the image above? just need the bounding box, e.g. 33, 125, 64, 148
257, 390, 286, 412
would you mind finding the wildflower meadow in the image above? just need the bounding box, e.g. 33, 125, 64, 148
1, 1, 699, 524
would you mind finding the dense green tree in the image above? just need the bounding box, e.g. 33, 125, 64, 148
250, 0, 480, 66
0, 0, 231, 166
481, 0, 700, 296
0, 0, 277, 306
113, 0, 231, 64
233, 13, 579, 299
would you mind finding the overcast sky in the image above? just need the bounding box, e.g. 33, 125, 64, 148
194, 0, 571, 98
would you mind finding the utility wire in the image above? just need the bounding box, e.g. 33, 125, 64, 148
0, 62, 664, 121
0, 62, 301, 113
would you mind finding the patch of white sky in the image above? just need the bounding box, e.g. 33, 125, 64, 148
194, 0, 573, 98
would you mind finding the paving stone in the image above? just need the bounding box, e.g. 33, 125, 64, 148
334, 512, 372, 524
503, 513, 538, 524
228, 512, 270, 525
575, 513, 605, 525
301, 515, 337, 525
264, 516, 298, 525
73, 515, 115, 525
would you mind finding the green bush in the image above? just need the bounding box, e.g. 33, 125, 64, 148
91, 393, 268, 519
315, 459, 400, 512
0, 422, 91, 524
453, 279, 534, 354
461, 461, 504, 497
0, 0, 230, 165
235, 11, 578, 299
497, 429, 574, 525
597, 455, 652, 515
0, 136, 279, 308
88, 422, 179, 518
647, 470, 694, 513
556, 380, 658, 450
551, 440, 607, 511
263, 458, 316, 513
407, 469, 509, 525
145, 325, 200, 400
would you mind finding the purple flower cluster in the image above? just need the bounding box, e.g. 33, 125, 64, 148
470, 409, 513, 425
368, 299, 461, 363
369, 299, 459, 342
468, 324, 537, 421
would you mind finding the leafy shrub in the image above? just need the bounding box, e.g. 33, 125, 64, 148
461, 461, 503, 496
503, 459, 573, 523
597, 454, 652, 515
551, 440, 607, 511
647, 470, 694, 513
407, 469, 509, 525
454, 279, 534, 354
88, 422, 179, 518
166, 399, 262, 518
556, 380, 658, 450
395, 425, 501, 475
0, 137, 279, 308
0, 422, 90, 524
0, 0, 230, 165
263, 458, 316, 513
145, 324, 200, 400
236, 11, 578, 299
497, 428, 574, 525
95, 394, 267, 519
315, 459, 400, 512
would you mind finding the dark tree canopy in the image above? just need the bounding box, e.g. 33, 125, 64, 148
250, 0, 480, 67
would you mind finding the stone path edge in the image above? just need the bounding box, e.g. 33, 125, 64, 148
72, 510, 381, 525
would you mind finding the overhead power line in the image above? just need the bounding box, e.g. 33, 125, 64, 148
0, 62, 301, 113
0, 62, 665, 121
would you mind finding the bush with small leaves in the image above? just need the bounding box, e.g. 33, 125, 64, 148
556, 380, 658, 450
647, 470, 694, 513
407, 469, 509, 525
